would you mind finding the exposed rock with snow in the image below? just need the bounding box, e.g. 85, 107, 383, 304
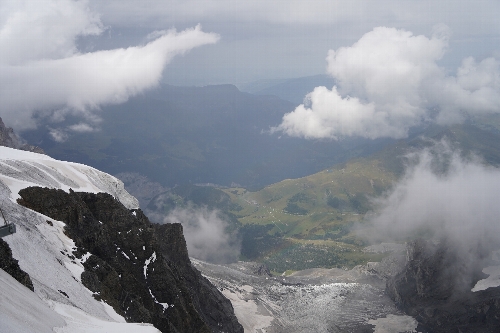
0, 238, 33, 291
17, 186, 243, 333
0, 146, 242, 333
153, 222, 242, 331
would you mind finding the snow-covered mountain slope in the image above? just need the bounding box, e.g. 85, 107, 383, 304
0, 146, 138, 208
0, 146, 159, 332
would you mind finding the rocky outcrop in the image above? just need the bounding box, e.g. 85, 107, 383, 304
386, 239, 500, 333
17, 186, 243, 333
0, 238, 34, 291
154, 223, 244, 331
0, 117, 45, 154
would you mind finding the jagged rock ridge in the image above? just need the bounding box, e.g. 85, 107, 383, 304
0, 117, 44, 154
17, 186, 243, 333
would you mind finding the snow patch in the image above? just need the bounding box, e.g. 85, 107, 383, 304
100, 301, 127, 323
52, 301, 161, 333
144, 252, 157, 278
367, 314, 418, 333
143, 252, 169, 311
221, 286, 274, 333
472, 265, 500, 292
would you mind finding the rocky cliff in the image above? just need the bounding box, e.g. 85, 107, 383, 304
17, 186, 243, 333
386, 239, 500, 333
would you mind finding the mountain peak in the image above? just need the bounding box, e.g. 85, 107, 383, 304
0, 117, 45, 154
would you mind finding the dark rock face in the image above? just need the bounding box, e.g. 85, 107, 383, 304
0, 238, 34, 291
153, 223, 244, 332
253, 264, 272, 277
0, 117, 45, 154
386, 239, 500, 333
18, 186, 243, 333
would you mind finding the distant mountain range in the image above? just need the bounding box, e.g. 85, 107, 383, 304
21, 83, 391, 190
239, 74, 336, 105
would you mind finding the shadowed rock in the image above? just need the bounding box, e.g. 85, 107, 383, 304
386, 239, 500, 333
0, 117, 44, 154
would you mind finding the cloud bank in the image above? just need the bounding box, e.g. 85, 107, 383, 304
366, 141, 500, 247
273, 26, 500, 140
163, 206, 240, 264
0, 0, 219, 131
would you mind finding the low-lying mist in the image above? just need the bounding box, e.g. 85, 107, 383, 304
158, 205, 241, 264
366, 141, 500, 245
361, 140, 500, 290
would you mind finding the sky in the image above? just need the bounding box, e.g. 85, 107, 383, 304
90, 0, 500, 86
0, 0, 499, 134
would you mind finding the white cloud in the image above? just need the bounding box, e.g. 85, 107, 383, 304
273, 26, 500, 140
367, 141, 500, 245
0, 0, 103, 64
0, 0, 219, 131
49, 128, 69, 143
163, 206, 240, 264
273, 86, 384, 140
434, 56, 500, 124
68, 123, 95, 133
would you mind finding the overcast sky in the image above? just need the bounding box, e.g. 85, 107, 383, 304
88, 0, 500, 86
1, 0, 499, 135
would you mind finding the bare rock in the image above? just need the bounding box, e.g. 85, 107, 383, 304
386, 239, 500, 333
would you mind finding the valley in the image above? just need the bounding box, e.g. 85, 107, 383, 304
3, 110, 500, 332
141, 116, 500, 274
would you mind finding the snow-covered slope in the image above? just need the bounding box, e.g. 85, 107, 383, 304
0, 146, 159, 332
0, 147, 138, 208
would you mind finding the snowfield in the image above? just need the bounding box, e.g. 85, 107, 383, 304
0, 147, 159, 333
0, 146, 138, 208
